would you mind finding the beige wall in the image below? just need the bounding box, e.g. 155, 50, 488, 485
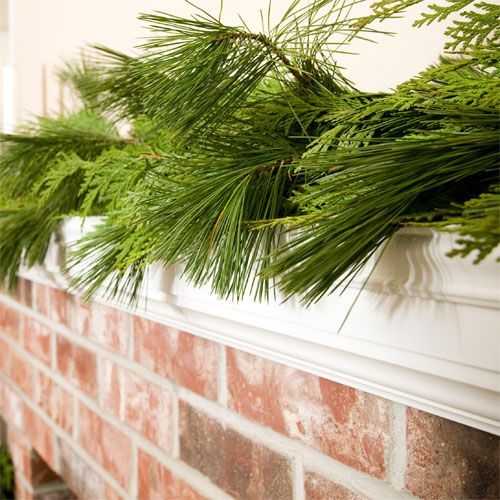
4, 0, 448, 127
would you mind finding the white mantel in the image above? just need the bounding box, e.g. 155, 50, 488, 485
20, 218, 500, 435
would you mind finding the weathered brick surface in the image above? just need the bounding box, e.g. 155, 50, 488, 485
103, 361, 172, 451
304, 471, 365, 500
55, 336, 97, 398
58, 440, 108, 500
0, 338, 10, 373
71, 302, 130, 356
34, 371, 73, 434
3, 279, 500, 500
10, 350, 35, 399
138, 450, 204, 500
77, 403, 132, 489
0, 303, 21, 340
180, 402, 293, 499
227, 348, 389, 478
406, 407, 500, 499
14, 278, 33, 307
34, 284, 69, 325
24, 407, 54, 470
23, 318, 51, 366
133, 316, 218, 400
1, 381, 24, 430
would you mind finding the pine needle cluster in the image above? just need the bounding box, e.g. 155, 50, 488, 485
1, 0, 498, 304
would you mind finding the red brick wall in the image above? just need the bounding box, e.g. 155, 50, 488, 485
0, 279, 498, 499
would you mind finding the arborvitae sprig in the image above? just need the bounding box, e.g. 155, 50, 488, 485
0, 111, 153, 291
0, 110, 126, 197
437, 186, 500, 263
65, 217, 153, 303
368, 0, 499, 52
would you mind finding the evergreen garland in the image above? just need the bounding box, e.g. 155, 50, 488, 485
1, 0, 498, 304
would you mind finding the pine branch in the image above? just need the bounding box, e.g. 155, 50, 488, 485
214, 30, 312, 88
139, 129, 300, 301
263, 130, 498, 303
0, 111, 147, 290
0, 207, 61, 290
135, 0, 371, 143
60, 47, 173, 122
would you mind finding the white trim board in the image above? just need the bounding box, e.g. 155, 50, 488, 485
17, 218, 500, 435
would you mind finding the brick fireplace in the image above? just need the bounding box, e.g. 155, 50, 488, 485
0, 278, 498, 499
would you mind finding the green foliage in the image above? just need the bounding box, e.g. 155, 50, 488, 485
265, 130, 498, 302
121, 0, 384, 144
437, 186, 500, 263
145, 132, 299, 301
0, 446, 14, 499
367, 0, 499, 52
66, 217, 152, 303
1, 0, 498, 305
59, 47, 172, 122
0, 111, 145, 291
0, 110, 126, 197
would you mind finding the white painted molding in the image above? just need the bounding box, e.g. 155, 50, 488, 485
18, 217, 500, 435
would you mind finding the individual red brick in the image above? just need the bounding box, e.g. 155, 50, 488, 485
70, 301, 89, 335
24, 406, 54, 470
10, 350, 35, 399
133, 316, 218, 399
23, 318, 52, 366
34, 283, 48, 316
138, 450, 204, 500
124, 372, 171, 451
71, 302, 130, 356
103, 359, 121, 418
34, 371, 74, 434
77, 403, 132, 489
227, 349, 389, 479
0, 303, 21, 340
406, 407, 499, 499
304, 471, 365, 500
103, 361, 172, 450
55, 336, 97, 398
3, 385, 24, 433
0, 338, 11, 374
34, 284, 69, 325
12, 278, 33, 307
180, 402, 292, 499
58, 439, 107, 499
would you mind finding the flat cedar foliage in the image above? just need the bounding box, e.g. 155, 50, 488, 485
0, 0, 498, 304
